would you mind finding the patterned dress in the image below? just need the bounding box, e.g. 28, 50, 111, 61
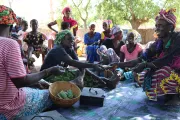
23, 32, 48, 58
138, 32, 180, 101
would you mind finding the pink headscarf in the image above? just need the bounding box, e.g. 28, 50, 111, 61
155, 9, 176, 26
62, 7, 71, 14
103, 20, 113, 29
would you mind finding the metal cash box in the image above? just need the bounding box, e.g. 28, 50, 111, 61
80, 87, 105, 107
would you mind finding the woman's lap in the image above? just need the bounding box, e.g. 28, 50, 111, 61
13, 87, 53, 119
138, 66, 179, 100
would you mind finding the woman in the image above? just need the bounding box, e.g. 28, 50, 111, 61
111, 9, 180, 104
48, 7, 78, 36
84, 22, 101, 63
41, 30, 119, 89
0, 5, 70, 119
102, 25, 125, 56
97, 45, 120, 65
48, 7, 79, 51
101, 20, 113, 41
120, 30, 143, 62
23, 19, 48, 65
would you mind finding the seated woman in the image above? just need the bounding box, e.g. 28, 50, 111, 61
23, 19, 48, 66
41, 30, 119, 89
0, 5, 72, 119
84, 22, 101, 63
97, 45, 120, 65
101, 20, 113, 42
120, 30, 143, 62
111, 9, 180, 105
102, 25, 125, 56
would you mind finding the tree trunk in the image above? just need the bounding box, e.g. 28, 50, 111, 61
130, 20, 141, 31
83, 20, 87, 29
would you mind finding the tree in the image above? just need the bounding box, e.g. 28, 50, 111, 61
97, 0, 160, 30
71, 0, 91, 29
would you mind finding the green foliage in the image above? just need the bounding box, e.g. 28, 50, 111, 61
97, 0, 160, 29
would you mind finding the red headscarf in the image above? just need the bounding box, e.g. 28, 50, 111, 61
155, 9, 176, 27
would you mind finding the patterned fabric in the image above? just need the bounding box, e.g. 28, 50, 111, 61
54, 30, 72, 45
120, 43, 143, 62
0, 5, 17, 25
155, 9, 176, 26
23, 32, 48, 58
0, 37, 26, 119
13, 87, 53, 119
57, 81, 180, 120
137, 66, 180, 101
101, 31, 114, 41
97, 45, 120, 64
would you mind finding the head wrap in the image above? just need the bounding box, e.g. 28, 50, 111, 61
97, 45, 107, 55
0, 5, 17, 25
111, 25, 122, 35
127, 29, 142, 43
54, 30, 73, 45
155, 9, 176, 26
89, 22, 96, 28
103, 20, 113, 29
62, 7, 71, 14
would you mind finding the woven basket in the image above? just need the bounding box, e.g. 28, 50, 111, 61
49, 81, 81, 107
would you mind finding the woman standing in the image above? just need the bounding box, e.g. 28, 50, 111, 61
48, 7, 78, 36
120, 30, 143, 62
84, 23, 101, 63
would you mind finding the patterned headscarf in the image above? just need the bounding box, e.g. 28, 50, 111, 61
111, 25, 122, 35
127, 29, 142, 43
155, 9, 176, 26
62, 7, 71, 14
54, 30, 73, 45
0, 5, 17, 25
103, 20, 113, 29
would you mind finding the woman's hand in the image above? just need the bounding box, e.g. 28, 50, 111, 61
131, 63, 145, 73
38, 80, 51, 89
93, 64, 105, 71
48, 66, 65, 76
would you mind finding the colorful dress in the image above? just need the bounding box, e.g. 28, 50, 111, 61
23, 32, 48, 58
84, 32, 101, 63
120, 43, 143, 62
56, 16, 78, 33
138, 32, 180, 101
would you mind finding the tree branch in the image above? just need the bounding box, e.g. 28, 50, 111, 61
85, 0, 91, 20
71, 0, 84, 21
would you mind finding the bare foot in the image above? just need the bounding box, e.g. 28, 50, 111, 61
165, 94, 180, 105
70, 69, 85, 90
133, 72, 141, 87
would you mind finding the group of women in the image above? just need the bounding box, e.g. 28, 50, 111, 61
1, 4, 180, 120
84, 20, 143, 64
